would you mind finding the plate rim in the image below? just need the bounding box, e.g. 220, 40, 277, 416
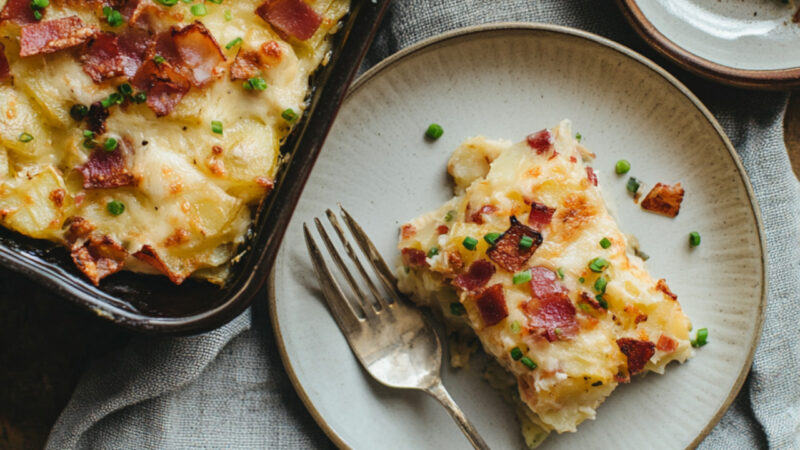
617, 0, 800, 90
268, 22, 768, 449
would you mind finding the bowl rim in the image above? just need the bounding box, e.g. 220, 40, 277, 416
617, 0, 800, 90
268, 22, 769, 449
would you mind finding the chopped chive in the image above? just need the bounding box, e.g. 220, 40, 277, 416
600, 237, 612, 249
575, 132, 582, 142
450, 302, 465, 316
83, 130, 95, 139
519, 235, 534, 249
211, 120, 223, 135
190, 4, 207, 16
462, 236, 478, 251
594, 276, 608, 294
510, 347, 523, 361
18, 132, 33, 143
425, 123, 444, 140
225, 37, 243, 50
70, 104, 89, 121
30, 0, 48, 9
243, 77, 267, 91
444, 210, 456, 222
427, 247, 439, 258
117, 83, 133, 96
103, 137, 118, 152
224, 9, 232, 20
556, 267, 564, 279
578, 303, 592, 313
634, 247, 650, 261
107, 200, 125, 216
133, 92, 147, 103
281, 108, 298, 122
596, 294, 608, 309
615, 159, 631, 174
101, 92, 123, 108
32, 9, 42, 20
588, 257, 609, 273
208, 0, 223, 3
484, 232, 501, 246
154, 55, 165, 64
155, 0, 177, 5
692, 328, 709, 347
106, 8, 123, 26
509, 320, 521, 334
519, 356, 537, 370
578, 277, 585, 283
513, 270, 532, 285
626, 177, 640, 194
689, 231, 701, 247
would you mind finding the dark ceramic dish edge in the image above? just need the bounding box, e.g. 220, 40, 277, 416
0, 0, 390, 335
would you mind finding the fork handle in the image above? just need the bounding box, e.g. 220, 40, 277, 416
425, 381, 491, 450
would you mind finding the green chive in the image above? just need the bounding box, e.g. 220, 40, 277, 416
510, 347, 523, 361
425, 123, 444, 140
208, 0, 223, 3
107, 200, 125, 216
484, 232, 501, 246
225, 37, 243, 50
578, 303, 592, 313
243, 77, 267, 91
155, 0, 177, 5
33, 9, 42, 20
18, 132, 33, 143
427, 247, 439, 258
30, 0, 48, 9
626, 177, 640, 194
513, 270, 532, 285
519, 235, 534, 249
600, 237, 612, 249
596, 294, 608, 309
519, 356, 537, 370
578, 277, 585, 283
117, 83, 133, 96
594, 276, 608, 294
635, 247, 650, 261
154, 55, 166, 64
689, 231, 701, 247
70, 104, 88, 121
509, 321, 521, 334
103, 137, 118, 152
575, 132, 582, 142
615, 159, 631, 174
106, 9, 123, 26
462, 236, 478, 250
211, 120, 223, 135
588, 257, 609, 273
450, 302, 465, 316
224, 9, 232, 20
444, 210, 456, 222
133, 92, 147, 103
190, 4, 207, 16
101, 92, 123, 108
556, 267, 565, 279
281, 108, 298, 122
83, 130, 95, 139
692, 328, 709, 347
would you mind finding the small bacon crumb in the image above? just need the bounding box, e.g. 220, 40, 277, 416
656, 278, 678, 300
641, 182, 684, 218
475, 283, 508, 327
436, 225, 449, 235
586, 167, 598, 186
526, 129, 554, 154
400, 224, 416, 240
527, 202, 555, 231
401, 248, 428, 268
617, 338, 655, 376
0, 43, 9, 82
657, 335, 678, 353
453, 260, 495, 292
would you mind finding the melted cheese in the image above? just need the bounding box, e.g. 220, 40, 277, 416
397, 120, 693, 440
0, 0, 348, 284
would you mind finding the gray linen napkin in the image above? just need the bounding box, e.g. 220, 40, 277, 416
47, 1, 800, 448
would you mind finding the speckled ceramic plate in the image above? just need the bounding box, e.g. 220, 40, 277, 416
619, 0, 800, 89
269, 24, 766, 449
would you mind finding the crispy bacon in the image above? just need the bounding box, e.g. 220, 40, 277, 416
20, 16, 98, 57
230, 41, 283, 81
446, 251, 464, 272
118, 28, 151, 77
578, 291, 604, 311
401, 248, 428, 268
656, 278, 678, 300
527, 202, 554, 231
71, 235, 128, 286
86, 102, 109, 134
475, 283, 508, 327
0, 43, 9, 82
132, 59, 190, 117
400, 224, 416, 239
256, 0, 322, 41
526, 129, 554, 154
133, 244, 187, 284
453, 260, 495, 292
529, 267, 568, 301
523, 291, 578, 342
437, 225, 449, 235
77, 148, 137, 189
466, 204, 497, 225
0, 0, 41, 25
657, 335, 678, 353
171, 22, 225, 86
617, 338, 655, 376
641, 182, 684, 218
486, 216, 542, 272
82, 32, 125, 82
63, 216, 96, 245
586, 167, 598, 186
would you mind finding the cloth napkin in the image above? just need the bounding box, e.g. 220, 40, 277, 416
47, 1, 800, 448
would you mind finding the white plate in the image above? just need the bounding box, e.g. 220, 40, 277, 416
619, 0, 800, 88
269, 24, 766, 449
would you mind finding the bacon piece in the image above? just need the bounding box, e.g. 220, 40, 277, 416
133, 244, 187, 284
64, 216, 96, 245
475, 283, 508, 327
0, 43, 9, 82
466, 204, 497, 225
86, 102, 109, 134
256, 0, 322, 41
71, 235, 128, 286
617, 338, 655, 376
132, 59, 190, 117
486, 216, 542, 272
586, 167, 598, 186
49, 188, 66, 207
527, 202, 554, 231
437, 225, 449, 235
118, 28, 151, 77
20, 16, 98, 57
401, 248, 428, 268
0, 0, 41, 25
525, 129, 554, 154
578, 291, 604, 311
657, 335, 678, 353
446, 251, 464, 272
523, 290, 578, 342
400, 224, 416, 239
656, 278, 678, 300
77, 149, 137, 189
453, 260, 495, 292
635, 313, 648, 324
82, 32, 125, 82
230, 41, 283, 81
529, 267, 568, 301
171, 22, 225, 86
641, 182, 684, 218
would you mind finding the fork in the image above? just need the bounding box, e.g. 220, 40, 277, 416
303, 206, 490, 450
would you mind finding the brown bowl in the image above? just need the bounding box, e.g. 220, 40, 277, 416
0, 0, 390, 335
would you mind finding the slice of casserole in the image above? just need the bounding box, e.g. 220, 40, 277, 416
396, 120, 693, 444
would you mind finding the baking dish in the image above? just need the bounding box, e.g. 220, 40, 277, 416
0, 0, 389, 334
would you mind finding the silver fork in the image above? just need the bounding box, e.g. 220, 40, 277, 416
303, 206, 490, 450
